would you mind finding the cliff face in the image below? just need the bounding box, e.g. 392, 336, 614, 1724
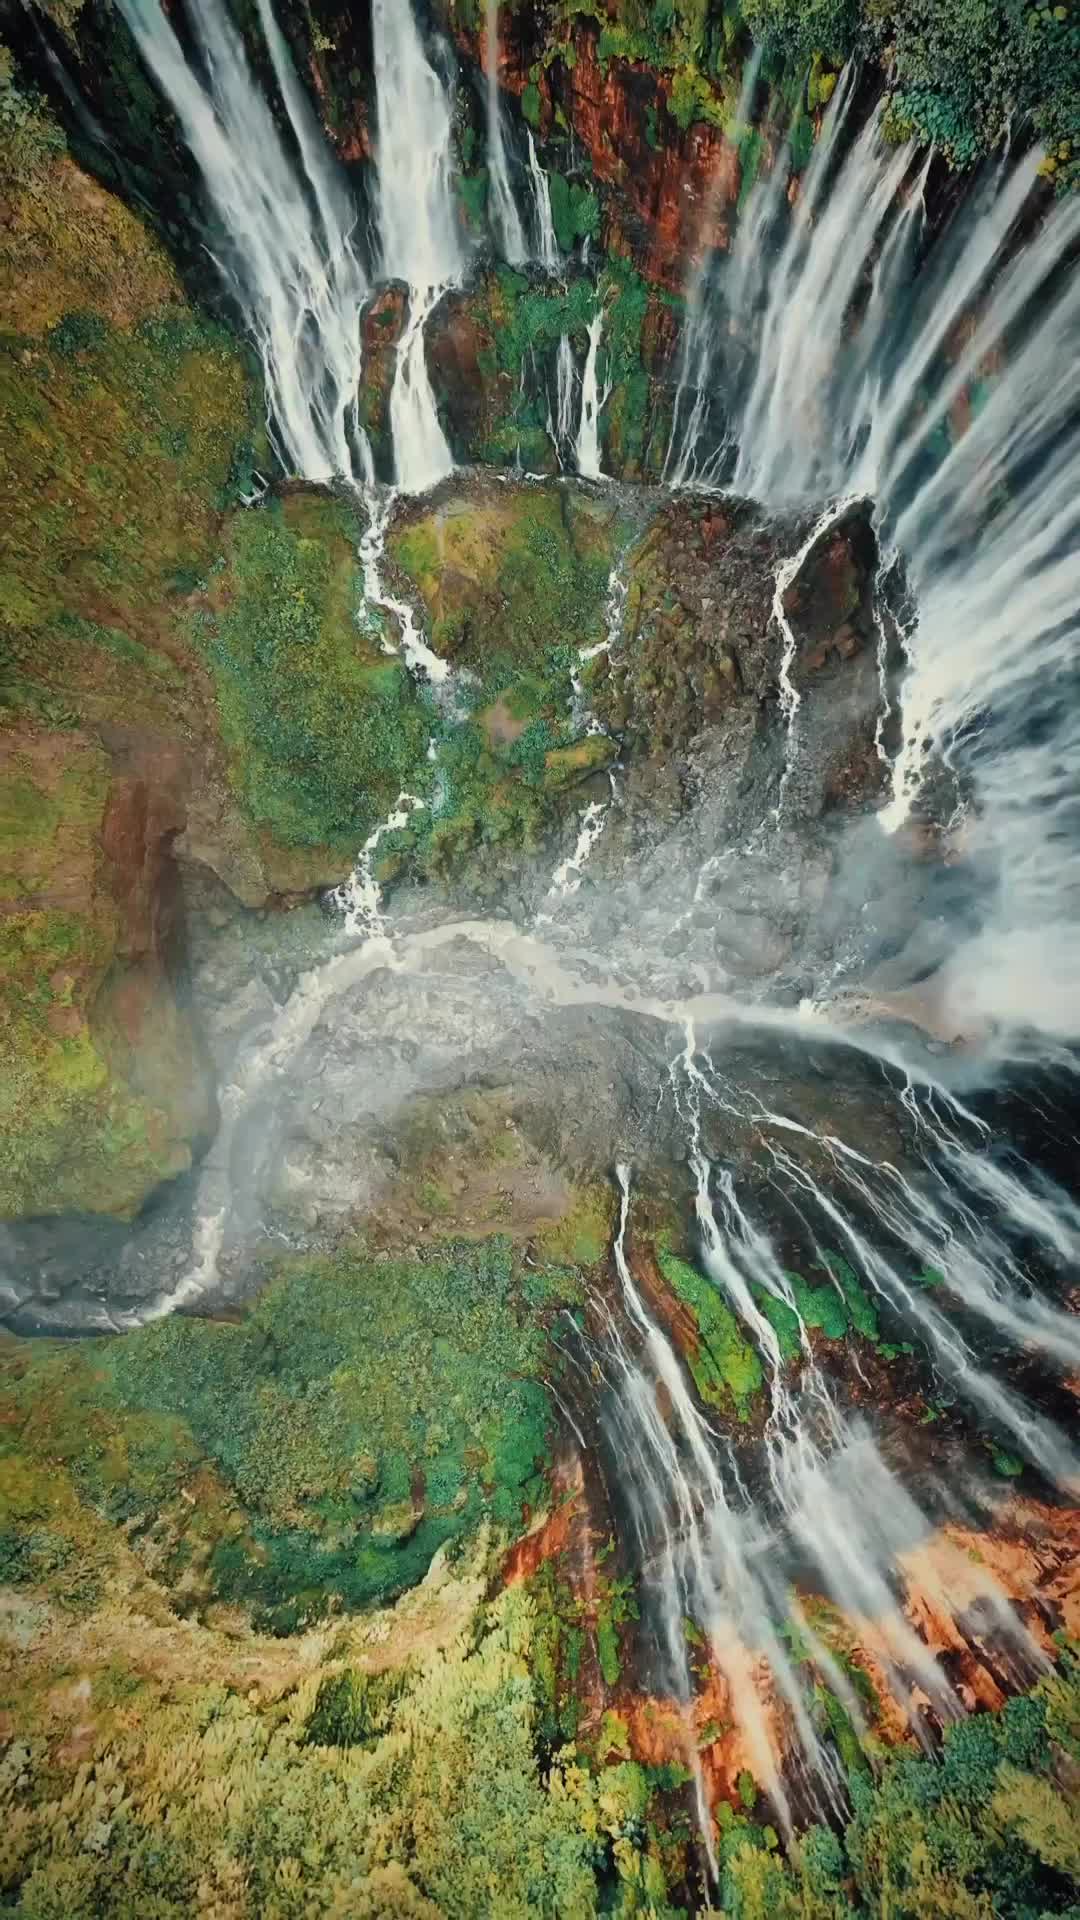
459, 7, 747, 291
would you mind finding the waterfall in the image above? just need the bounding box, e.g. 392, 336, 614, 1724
539, 785, 614, 911
547, 333, 578, 465
706, 84, 1080, 1049
114, 0, 370, 485
357, 492, 453, 688
526, 129, 560, 270
578, 1155, 1023, 1858
575, 310, 609, 479
663, 46, 761, 489
371, 0, 463, 494
770, 495, 868, 819
386, 286, 455, 498
483, 0, 527, 264
115, 0, 468, 498
333, 795, 429, 940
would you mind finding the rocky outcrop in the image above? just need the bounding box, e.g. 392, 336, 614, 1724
0, 723, 212, 1220
452, 6, 748, 292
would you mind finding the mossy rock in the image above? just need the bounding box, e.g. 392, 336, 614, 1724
656, 1246, 764, 1421
195, 490, 430, 861
543, 734, 617, 789
390, 480, 617, 678
0, 726, 212, 1219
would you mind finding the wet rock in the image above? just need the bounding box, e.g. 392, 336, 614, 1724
0, 724, 214, 1222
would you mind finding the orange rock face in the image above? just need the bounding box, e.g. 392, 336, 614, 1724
504, 1401, 1080, 1825
457, 15, 743, 291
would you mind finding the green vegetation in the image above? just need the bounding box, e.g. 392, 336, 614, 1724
548, 170, 602, 251
0, 1240, 573, 1629
467, 259, 661, 479
595, 1567, 639, 1686
555, 0, 749, 132
531, 1557, 589, 1743
1, 299, 257, 656
386, 482, 620, 893
656, 1245, 765, 1419
0, 1575, 685, 1918
753, 1251, 880, 1359
0, 58, 263, 1219
196, 494, 429, 850
719, 1645, 1080, 1920
0, 42, 65, 184
744, 0, 1080, 184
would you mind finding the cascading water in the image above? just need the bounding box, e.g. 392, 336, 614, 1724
547, 333, 578, 465
526, 128, 560, 271
115, 0, 371, 485
39, 14, 1080, 1884
483, 0, 527, 266
116, 0, 467, 507
567, 1148, 1046, 1868
661, 74, 1080, 1050
371, 0, 463, 495
575, 309, 610, 479
357, 491, 453, 688
770, 495, 868, 817
662, 47, 761, 490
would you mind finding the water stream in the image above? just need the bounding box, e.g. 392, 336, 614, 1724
46, 11, 1080, 1867
575, 309, 610, 479
371, 0, 462, 494
483, 0, 527, 265
526, 128, 560, 270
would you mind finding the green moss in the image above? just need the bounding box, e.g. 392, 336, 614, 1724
386, 483, 620, 893
392, 485, 612, 675
0, 1241, 577, 1625
656, 1247, 764, 1420
459, 165, 489, 231
547, 171, 601, 251
305, 1666, 409, 1747
529, 1558, 587, 1744
0, 306, 257, 658
535, 1184, 613, 1266
753, 1251, 880, 1357
197, 493, 429, 850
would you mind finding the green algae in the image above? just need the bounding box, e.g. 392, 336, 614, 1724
656, 1246, 764, 1420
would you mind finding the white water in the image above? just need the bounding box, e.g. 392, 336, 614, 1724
333, 794, 428, 940
526, 128, 560, 271
483, 0, 527, 265
118, 0, 470, 499
579, 1155, 1036, 1854
540, 789, 613, 908
356, 491, 453, 687
770, 495, 867, 817
575, 310, 610, 479
115, 0, 370, 485
663, 47, 761, 490
547, 334, 579, 466
385, 284, 456, 495
371, 0, 463, 494
707, 91, 1080, 1046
